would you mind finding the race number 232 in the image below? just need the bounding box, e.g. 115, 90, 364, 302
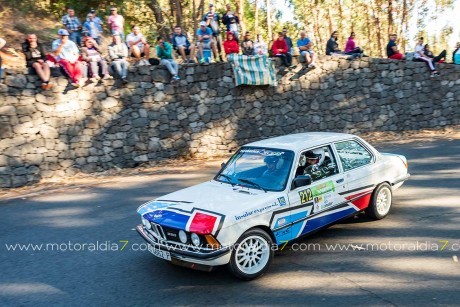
299, 188, 313, 204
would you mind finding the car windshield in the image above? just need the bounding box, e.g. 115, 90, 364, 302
215, 147, 295, 192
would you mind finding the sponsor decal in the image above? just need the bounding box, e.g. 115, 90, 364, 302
235, 201, 280, 221
278, 197, 287, 207
239, 148, 286, 156
299, 180, 335, 205
278, 217, 286, 226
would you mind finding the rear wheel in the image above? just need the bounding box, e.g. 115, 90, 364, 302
228, 228, 274, 280
365, 183, 392, 220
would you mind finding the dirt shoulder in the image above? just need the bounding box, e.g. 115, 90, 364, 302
1, 126, 458, 201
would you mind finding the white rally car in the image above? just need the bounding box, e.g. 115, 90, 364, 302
137, 132, 410, 280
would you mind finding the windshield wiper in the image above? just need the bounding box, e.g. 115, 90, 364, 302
218, 174, 235, 186
237, 179, 267, 193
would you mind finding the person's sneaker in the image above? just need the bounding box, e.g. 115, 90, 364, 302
188, 59, 195, 64
93, 74, 101, 80
174, 75, 181, 81
102, 74, 112, 80
143, 59, 151, 66
46, 83, 53, 90
71, 82, 80, 87
289, 64, 296, 69
308, 63, 316, 68
41, 83, 48, 90
136, 60, 144, 66
122, 78, 128, 84
199, 58, 205, 64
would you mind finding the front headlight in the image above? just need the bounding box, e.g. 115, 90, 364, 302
179, 230, 187, 243
142, 218, 151, 230
191, 233, 200, 246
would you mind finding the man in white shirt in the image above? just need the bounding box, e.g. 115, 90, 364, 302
414, 37, 439, 77
126, 25, 150, 66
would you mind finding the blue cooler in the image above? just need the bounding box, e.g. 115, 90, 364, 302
203, 49, 212, 63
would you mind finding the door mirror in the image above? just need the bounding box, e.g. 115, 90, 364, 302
221, 162, 226, 170
291, 175, 312, 190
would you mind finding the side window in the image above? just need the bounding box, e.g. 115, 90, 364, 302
335, 140, 373, 171
296, 145, 339, 182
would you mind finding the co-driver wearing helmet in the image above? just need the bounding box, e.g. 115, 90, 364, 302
301, 148, 335, 181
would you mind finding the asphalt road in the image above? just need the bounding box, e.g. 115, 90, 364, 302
1, 139, 459, 306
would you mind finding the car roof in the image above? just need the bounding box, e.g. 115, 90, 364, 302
244, 132, 357, 152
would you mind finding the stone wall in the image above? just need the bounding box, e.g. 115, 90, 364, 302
1, 56, 459, 188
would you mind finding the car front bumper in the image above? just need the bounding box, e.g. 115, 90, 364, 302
136, 225, 232, 267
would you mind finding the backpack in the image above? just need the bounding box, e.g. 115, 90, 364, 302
454, 53, 460, 65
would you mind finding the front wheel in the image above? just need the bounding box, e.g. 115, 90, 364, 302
228, 228, 274, 280
365, 183, 393, 220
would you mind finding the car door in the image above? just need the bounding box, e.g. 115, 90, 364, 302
333, 139, 377, 211
271, 144, 350, 243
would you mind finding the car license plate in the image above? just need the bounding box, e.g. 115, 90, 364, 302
148, 244, 171, 261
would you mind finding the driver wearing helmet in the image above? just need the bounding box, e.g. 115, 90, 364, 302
302, 148, 334, 181
263, 155, 280, 176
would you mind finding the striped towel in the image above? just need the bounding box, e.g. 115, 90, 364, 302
228, 54, 277, 86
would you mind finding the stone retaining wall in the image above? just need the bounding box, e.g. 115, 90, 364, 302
0, 56, 459, 188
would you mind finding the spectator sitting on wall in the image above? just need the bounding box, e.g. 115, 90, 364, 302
423, 44, 446, 63
81, 37, 111, 80
197, 21, 219, 64
108, 32, 129, 84
62, 8, 82, 46
108, 7, 125, 40
83, 13, 103, 45
452, 42, 460, 64
254, 34, 268, 56
327, 31, 362, 58
203, 3, 223, 62
224, 32, 239, 55
282, 28, 293, 54
345, 32, 366, 56
414, 37, 439, 77
297, 30, 316, 68
386, 33, 405, 60
171, 26, 196, 64
272, 32, 294, 68
156, 36, 180, 82
21, 34, 52, 90
52, 29, 83, 87
126, 25, 151, 66
0, 38, 4, 82
222, 4, 240, 42
241, 32, 254, 56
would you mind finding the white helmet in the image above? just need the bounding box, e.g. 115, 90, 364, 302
312, 148, 325, 165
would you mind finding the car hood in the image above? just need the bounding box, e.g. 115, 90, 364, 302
137, 180, 285, 235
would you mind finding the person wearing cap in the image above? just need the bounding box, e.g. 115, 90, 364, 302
196, 21, 218, 64
83, 13, 103, 45
52, 29, 83, 87
108, 32, 129, 84
62, 8, 82, 46
22, 34, 52, 90
88, 9, 103, 29
202, 3, 223, 62
108, 7, 125, 40
126, 25, 151, 66
156, 36, 180, 82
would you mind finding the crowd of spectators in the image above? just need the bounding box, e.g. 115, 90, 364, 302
1, 3, 460, 89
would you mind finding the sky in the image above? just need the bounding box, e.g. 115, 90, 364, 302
275, 0, 460, 50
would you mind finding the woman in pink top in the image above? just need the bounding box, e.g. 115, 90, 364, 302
344, 32, 366, 56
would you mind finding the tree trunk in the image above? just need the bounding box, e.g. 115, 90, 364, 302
267, 0, 272, 41
387, 0, 393, 37
238, 0, 246, 36
254, 0, 259, 35
370, 0, 383, 57
148, 0, 169, 38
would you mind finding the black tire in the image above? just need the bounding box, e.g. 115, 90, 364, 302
365, 183, 393, 220
228, 228, 274, 280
